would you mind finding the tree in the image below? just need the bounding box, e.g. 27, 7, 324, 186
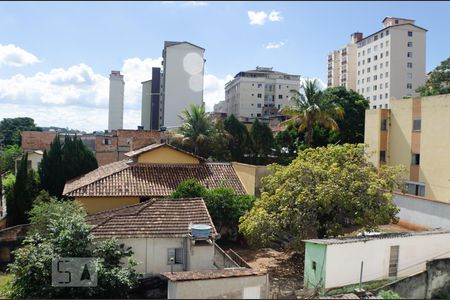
224, 115, 252, 162
417, 57, 450, 96
209, 119, 232, 161
6, 153, 39, 226
171, 179, 255, 239
239, 144, 405, 249
39, 135, 98, 198
250, 119, 274, 165
8, 198, 141, 299
274, 127, 300, 165
39, 136, 65, 197
0, 145, 23, 174
178, 104, 212, 156
281, 79, 344, 147
0, 117, 40, 147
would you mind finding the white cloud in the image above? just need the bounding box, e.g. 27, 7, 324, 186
203, 73, 233, 112
265, 41, 285, 49
247, 11, 268, 25
248, 10, 282, 25
268, 11, 283, 22
0, 44, 40, 67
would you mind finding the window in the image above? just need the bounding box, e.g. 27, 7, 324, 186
374, 85, 377, 91
367, 48, 371, 54
367, 77, 370, 83
388, 246, 399, 277
358, 70, 360, 75
385, 72, 389, 78
380, 150, 386, 162
374, 45, 378, 51
312, 261, 317, 271
380, 93, 383, 99
367, 67, 371, 73
362, 79, 365, 84
380, 73, 384, 79
362, 50, 365, 55
411, 153, 420, 165
385, 104, 388, 108
257, 113, 261, 117
279, 85, 281, 89
407, 62, 413, 68
381, 42, 384, 48
358, 52, 361, 57
408, 31, 413, 38
366, 87, 370, 92
358, 61, 361, 66
386, 51, 389, 57
407, 41, 413, 47
374, 65, 377, 71
257, 103, 261, 108
380, 53, 383, 59
395, 19, 399, 24
103, 138, 111, 145
381, 119, 387, 130
386, 61, 389, 67
368, 58, 371, 63
257, 83, 262, 88
167, 248, 184, 264
386, 40, 390, 46
374, 55, 378, 61
413, 119, 421, 131
380, 63, 383, 69
407, 52, 413, 58
362, 59, 365, 65
385, 93, 389, 99
385, 82, 389, 88
357, 80, 360, 85
373, 95, 377, 101
373, 105, 376, 109
374, 75, 377, 80
380, 84, 383, 89
381, 32, 384, 38
257, 93, 262, 98
374, 35, 378, 41
406, 182, 425, 196
278, 94, 283, 99
407, 83, 413, 89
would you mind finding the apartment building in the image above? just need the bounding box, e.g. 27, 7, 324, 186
364, 94, 450, 204
161, 41, 205, 128
141, 67, 162, 130
327, 32, 362, 90
356, 17, 427, 109
225, 67, 300, 123
108, 71, 125, 131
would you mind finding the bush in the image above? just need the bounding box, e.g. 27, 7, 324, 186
378, 290, 401, 299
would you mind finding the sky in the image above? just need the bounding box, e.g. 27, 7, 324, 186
1, 1, 450, 132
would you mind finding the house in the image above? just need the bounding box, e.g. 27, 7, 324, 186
87, 197, 269, 299
303, 229, 450, 289
14, 150, 43, 173
63, 143, 247, 214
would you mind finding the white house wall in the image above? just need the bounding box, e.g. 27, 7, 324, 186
324, 232, 450, 288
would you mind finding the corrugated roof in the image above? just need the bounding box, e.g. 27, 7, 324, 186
161, 268, 267, 281
87, 198, 217, 238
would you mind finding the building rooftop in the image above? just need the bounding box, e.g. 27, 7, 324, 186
87, 198, 217, 238
63, 161, 246, 197
161, 268, 267, 282
124, 143, 205, 162
164, 41, 205, 51
304, 228, 450, 245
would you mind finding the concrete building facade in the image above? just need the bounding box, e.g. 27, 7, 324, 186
327, 32, 362, 90
161, 41, 205, 128
141, 67, 162, 130
108, 71, 125, 131
356, 17, 427, 109
225, 67, 300, 124
364, 94, 450, 204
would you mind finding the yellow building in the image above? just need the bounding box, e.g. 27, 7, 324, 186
364, 94, 450, 203
63, 143, 247, 214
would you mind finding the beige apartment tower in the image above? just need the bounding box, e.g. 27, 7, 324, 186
364, 94, 450, 204
356, 17, 427, 109
327, 32, 362, 90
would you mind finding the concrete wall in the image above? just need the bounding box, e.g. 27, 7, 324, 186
167, 274, 269, 299
394, 193, 450, 228
118, 237, 215, 275
76, 197, 140, 214
317, 231, 450, 288
375, 258, 450, 299
232, 162, 271, 196
21, 131, 56, 151
364, 108, 382, 167
137, 146, 199, 164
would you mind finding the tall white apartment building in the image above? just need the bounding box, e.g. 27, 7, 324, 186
225, 67, 300, 123
161, 41, 205, 128
108, 71, 125, 131
356, 17, 427, 109
327, 32, 362, 90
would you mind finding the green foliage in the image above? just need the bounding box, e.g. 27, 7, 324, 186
224, 114, 253, 162
417, 57, 450, 96
0, 145, 22, 174
239, 144, 405, 248
209, 119, 232, 161
8, 199, 140, 298
250, 119, 275, 165
39, 134, 98, 198
6, 153, 40, 226
378, 290, 401, 299
171, 179, 255, 239
178, 104, 212, 156
0, 117, 40, 147
281, 79, 344, 147
171, 178, 206, 199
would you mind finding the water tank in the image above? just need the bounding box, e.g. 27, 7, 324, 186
191, 224, 212, 238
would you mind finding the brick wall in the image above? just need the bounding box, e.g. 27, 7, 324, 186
21, 131, 57, 151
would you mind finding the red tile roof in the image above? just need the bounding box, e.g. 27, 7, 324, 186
87, 198, 217, 238
63, 162, 246, 197
161, 268, 267, 282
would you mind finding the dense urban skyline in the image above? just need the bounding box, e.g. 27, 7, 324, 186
1, 1, 450, 131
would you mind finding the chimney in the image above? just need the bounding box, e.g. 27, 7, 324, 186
351, 32, 363, 43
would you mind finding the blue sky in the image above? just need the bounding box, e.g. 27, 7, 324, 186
1, 1, 449, 131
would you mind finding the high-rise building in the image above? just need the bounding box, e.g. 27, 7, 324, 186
356, 17, 427, 109
161, 41, 205, 128
224, 67, 300, 124
141, 67, 162, 130
108, 71, 125, 131
327, 32, 362, 90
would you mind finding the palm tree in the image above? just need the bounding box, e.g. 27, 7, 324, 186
178, 104, 212, 155
281, 79, 344, 146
